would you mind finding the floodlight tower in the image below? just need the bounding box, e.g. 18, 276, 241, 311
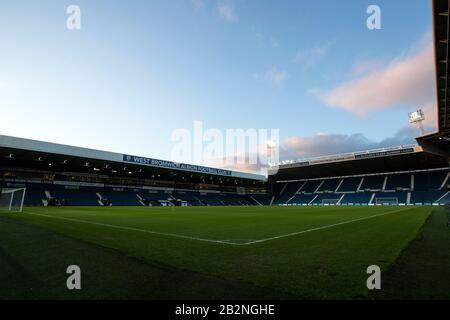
408, 109, 425, 136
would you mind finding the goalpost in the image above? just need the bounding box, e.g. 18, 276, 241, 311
374, 197, 398, 205
0, 188, 26, 213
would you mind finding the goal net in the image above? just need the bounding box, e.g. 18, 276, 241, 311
0, 188, 26, 212
374, 197, 398, 205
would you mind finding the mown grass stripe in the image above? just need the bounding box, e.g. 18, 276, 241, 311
23, 207, 413, 246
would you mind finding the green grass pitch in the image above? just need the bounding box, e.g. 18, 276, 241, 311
1, 205, 449, 299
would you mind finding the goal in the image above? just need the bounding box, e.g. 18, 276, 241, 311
374, 197, 398, 205
0, 188, 26, 212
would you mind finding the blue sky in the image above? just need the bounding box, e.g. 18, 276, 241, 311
0, 0, 436, 172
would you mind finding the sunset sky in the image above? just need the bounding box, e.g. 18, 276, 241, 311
0, 0, 437, 173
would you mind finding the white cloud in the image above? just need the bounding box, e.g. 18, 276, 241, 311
218, 2, 237, 21
207, 127, 429, 174
280, 127, 421, 161
314, 32, 436, 121
254, 67, 288, 86
351, 59, 383, 76
205, 152, 265, 174
295, 41, 335, 69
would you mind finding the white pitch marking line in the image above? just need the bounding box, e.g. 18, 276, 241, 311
22, 211, 234, 245
240, 207, 413, 245
221, 239, 256, 243
22, 207, 413, 246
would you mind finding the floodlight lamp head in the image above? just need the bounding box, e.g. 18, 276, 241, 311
408, 109, 425, 124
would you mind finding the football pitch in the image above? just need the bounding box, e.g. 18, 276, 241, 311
1, 205, 449, 299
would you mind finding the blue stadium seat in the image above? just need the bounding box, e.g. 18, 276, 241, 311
414, 170, 448, 191
373, 191, 407, 205
340, 193, 372, 205
317, 179, 342, 193
274, 181, 305, 204
385, 174, 411, 191
360, 175, 385, 191
100, 188, 142, 206
337, 177, 362, 192
250, 194, 273, 205
300, 180, 323, 194
289, 193, 317, 205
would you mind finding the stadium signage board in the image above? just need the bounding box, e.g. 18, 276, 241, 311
354, 148, 415, 160
275, 161, 310, 169
123, 155, 233, 176
53, 180, 104, 187
310, 155, 355, 165
278, 146, 417, 169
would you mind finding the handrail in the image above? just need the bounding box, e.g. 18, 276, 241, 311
271, 144, 418, 167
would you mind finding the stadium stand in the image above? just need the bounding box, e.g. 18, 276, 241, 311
336, 177, 362, 193
250, 193, 273, 205
0, 135, 449, 207
136, 190, 164, 206
288, 193, 317, 205
316, 178, 342, 193
195, 193, 225, 206
48, 185, 99, 206
373, 191, 407, 205
171, 191, 203, 206
301, 180, 324, 194
360, 175, 385, 191
22, 183, 47, 206
11, 168, 449, 208
413, 170, 449, 191
410, 190, 448, 205
271, 166, 450, 206
5, 181, 259, 207
100, 188, 142, 206
384, 173, 411, 191
311, 193, 343, 205
273, 181, 304, 204
340, 193, 373, 205
0, 134, 268, 207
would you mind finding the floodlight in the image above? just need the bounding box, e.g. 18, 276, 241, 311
408, 109, 425, 135
408, 110, 425, 124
